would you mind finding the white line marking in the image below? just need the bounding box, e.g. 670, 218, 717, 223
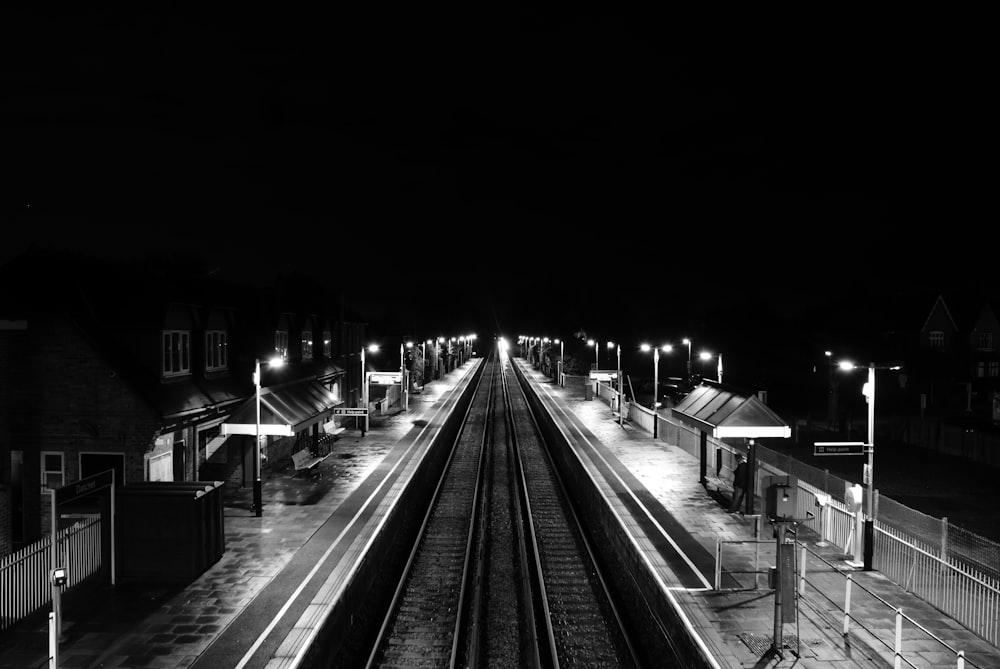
233, 366, 476, 669
536, 376, 712, 589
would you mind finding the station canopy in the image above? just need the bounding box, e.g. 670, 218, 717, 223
671, 383, 791, 439
225, 380, 341, 435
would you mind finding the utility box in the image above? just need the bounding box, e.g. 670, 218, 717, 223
764, 475, 798, 521
117, 481, 225, 582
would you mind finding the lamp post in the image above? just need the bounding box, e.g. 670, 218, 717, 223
253, 355, 284, 517
422, 339, 429, 387
825, 350, 836, 429
641, 343, 672, 438
362, 344, 378, 434
608, 342, 622, 424
587, 339, 598, 369
839, 360, 902, 571
683, 338, 692, 382
699, 350, 723, 383
555, 338, 564, 386
401, 341, 413, 411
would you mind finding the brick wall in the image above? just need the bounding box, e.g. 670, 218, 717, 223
0, 484, 10, 558
8, 314, 161, 542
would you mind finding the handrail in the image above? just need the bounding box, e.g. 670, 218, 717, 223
796, 540, 977, 668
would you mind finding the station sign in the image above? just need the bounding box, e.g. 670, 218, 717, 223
813, 441, 866, 456
333, 407, 368, 416
55, 469, 115, 505
589, 370, 619, 381
368, 372, 403, 385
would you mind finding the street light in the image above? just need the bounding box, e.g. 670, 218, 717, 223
362, 344, 378, 434
683, 338, 692, 381
608, 341, 622, 424
254, 355, 285, 517
554, 338, 564, 386
402, 341, 415, 410
699, 350, 723, 383
824, 351, 836, 428
838, 360, 902, 571
641, 343, 672, 437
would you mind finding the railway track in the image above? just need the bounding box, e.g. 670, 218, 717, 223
362, 350, 640, 668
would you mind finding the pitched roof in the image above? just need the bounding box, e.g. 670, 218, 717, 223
671, 381, 791, 439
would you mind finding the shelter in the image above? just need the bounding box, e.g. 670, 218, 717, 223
671, 382, 790, 513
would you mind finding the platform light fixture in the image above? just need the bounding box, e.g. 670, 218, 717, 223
254, 355, 285, 517
838, 360, 902, 571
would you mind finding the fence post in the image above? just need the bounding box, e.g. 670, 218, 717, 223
894, 607, 903, 669
957, 649, 964, 669
843, 574, 852, 636
941, 516, 949, 566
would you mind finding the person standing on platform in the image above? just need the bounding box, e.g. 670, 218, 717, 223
729, 452, 748, 513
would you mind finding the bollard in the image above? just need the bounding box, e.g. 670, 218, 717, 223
49, 611, 57, 669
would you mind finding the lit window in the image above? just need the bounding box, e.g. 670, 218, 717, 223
928, 331, 944, 349
990, 361, 1000, 378
163, 330, 190, 376
41, 452, 64, 489
206, 330, 228, 371
323, 330, 332, 358
275, 331, 289, 359
977, 332, 994, 351
302, 333, 313, 360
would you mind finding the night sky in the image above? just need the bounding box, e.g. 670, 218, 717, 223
1, 10, 992, 362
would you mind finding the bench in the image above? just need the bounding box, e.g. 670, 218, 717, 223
292, 448, 331, 473
328, 426, 346, 438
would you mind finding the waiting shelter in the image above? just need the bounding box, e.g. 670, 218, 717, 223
671, 381, 791, 514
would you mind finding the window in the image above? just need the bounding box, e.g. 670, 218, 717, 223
275, 330, 289, 359
302, 333, 313, 360
80, 452, 126, 485
977, 331, 994, 351
206, 330, 228, 371
163, 330, 190, 376
991, 361, 1000, 378
928, 331, 944, 349
41, 452, 64, 489
323, 330, 332, 358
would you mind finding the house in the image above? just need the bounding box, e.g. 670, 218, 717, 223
916, 292, 1000, 419
0, 247, 364, 555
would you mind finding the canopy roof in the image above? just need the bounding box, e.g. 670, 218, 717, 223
671, 383, 791, 439
226, 380, 342, 434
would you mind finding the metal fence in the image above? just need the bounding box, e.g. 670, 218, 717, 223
664, 410, 1000, 648
531, 368, 1000, 648
0, 515, 102, 632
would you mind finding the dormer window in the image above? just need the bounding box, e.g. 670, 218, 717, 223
163, 330, 190, 376
275, 330, 289, 360
206, 330, 228, 371
302, 333, 314, 360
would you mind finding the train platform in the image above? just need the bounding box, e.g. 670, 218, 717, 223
516, 357, 1000, 669
3, 352, 998, 668
0, 361, 480, 669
